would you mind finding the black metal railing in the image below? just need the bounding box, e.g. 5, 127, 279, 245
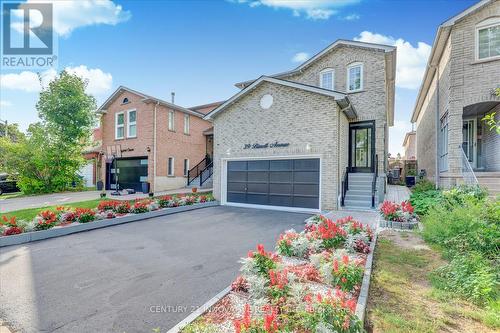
341, 167, 349, 206
187, 156, 211, 185
199, 162, 213, 186
371, 154, 378, 208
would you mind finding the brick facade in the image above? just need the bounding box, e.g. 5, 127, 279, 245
414, 0, 500, 187
99, 89, 213, 192
211, 42, 394, 210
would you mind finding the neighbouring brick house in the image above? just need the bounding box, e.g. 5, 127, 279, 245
96, 86, 220, 192
204, 39, 396, 212
411, 0, 500, 195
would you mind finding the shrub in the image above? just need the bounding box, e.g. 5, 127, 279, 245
298, 292, 362, 333
328, 255, 364, 291
431, 252, 498, 304
409, 190, 443, 216
34, 210, 58, 230
422, 198, 499, 260
412, 179, 435, 193
114, 201, 130, 214
97, 200, 119, 212
132, 200, 150, 214
75, 208, 96, 223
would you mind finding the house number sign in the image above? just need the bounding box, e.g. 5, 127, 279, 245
243, 141, 290, 149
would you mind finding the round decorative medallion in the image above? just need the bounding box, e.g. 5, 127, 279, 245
259, 94, 273, 109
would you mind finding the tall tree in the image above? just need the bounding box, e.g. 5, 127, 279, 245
1, 71, 97, 194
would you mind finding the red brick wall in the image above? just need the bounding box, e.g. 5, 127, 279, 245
100, 90, 212, 191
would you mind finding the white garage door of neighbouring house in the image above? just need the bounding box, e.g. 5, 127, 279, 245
225, 158, 320, 211
80, 162, 94, 187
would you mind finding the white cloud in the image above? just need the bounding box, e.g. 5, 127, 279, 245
0, 100, 13, 107
232, 0, 360, 20
13, 0, 131, 37
354, 31, 431, 89
343, 13, 360, 20
292, 52, 310, 63
65, 66, 113, 95
0, 66, 112, 95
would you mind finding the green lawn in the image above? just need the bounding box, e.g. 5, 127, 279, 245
366, 231, 499, 333
0, 199, 104, 221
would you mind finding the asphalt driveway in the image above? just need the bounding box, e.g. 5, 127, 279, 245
0, 206, 310, 333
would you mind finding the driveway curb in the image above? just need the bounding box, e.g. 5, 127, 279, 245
0, 201, 219, 247
354, 230, 378, 323
166, 286, 232, 333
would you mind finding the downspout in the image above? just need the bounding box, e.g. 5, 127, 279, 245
153, 101, 159, 193
435, 64, 440, 189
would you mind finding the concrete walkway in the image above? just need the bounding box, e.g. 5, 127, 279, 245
385, 185, 411, 202
0, 188, 212, 214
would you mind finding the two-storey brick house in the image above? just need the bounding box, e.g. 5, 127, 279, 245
204, 40, 396, 212
411, 0, 500, 195
97, 86, 218, 192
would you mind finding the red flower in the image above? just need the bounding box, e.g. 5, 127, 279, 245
257, 244, 265, 256
401, 200, 414, 214
333, 259, 339, 272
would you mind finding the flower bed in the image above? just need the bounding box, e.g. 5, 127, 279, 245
181, 214, 373, 333
378, 200, 419, 230
0, 193, 215, 238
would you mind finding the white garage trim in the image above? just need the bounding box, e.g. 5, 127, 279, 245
220, 155, 322, 213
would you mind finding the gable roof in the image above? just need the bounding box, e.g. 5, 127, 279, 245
411, 0, 495, 122
203, 76, 355, 120
97, 86, 206, 118
235, 39, 396, 89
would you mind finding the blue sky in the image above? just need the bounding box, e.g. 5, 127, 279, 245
0, 0, 477, 155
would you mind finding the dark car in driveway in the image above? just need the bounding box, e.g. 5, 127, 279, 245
0, 173, 19, 195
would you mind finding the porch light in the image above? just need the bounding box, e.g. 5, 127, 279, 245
305, 143, 311, 151
226, 148, 231, 156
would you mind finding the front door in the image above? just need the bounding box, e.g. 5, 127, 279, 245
462, 118, 477, 169
349, 121, 375, 173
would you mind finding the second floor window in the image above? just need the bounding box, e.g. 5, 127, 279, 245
168, 157, 174, 176
127, 110, 137, 138
319, 68, 334, 90
184, 114, 190, 134
115, 112, 124, 139
477, 20, 500, 60
168, 111, 175, 131
347, 63, 363, 92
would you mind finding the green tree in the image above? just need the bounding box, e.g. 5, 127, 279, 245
481, 88, 500, 134
1, 71, 97, 194
0, 122, 25, 142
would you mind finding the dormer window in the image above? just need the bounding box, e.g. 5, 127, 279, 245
347, 62, 363, 92
122, 97, 130, 104
319, 68, 335, 90
476, 18, 500, 60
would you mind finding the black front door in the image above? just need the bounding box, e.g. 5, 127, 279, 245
106, 157, 148, 191
349, 121, 375, 173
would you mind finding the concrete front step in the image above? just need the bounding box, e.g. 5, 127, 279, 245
346, 189, 372, 196
344, 199, 372, 207
348, 185, 372, 191
345, 193, 372, 201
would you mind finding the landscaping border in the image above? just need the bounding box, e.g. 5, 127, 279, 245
167, 286, 232, 333
354, 230, 378, 323
167, 214, 379, 333
0, 201, 219, 247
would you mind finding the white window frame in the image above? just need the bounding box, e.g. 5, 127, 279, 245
475, 17, 500, 61
168, 111, 175, 131
319, 68, 335, 90
183, 158, 189, 177
115, 112, 125, 139
347, 62, 364, 92
184, 114, 190, 135
127, 109, 137, 138
168, 157, 174, 176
